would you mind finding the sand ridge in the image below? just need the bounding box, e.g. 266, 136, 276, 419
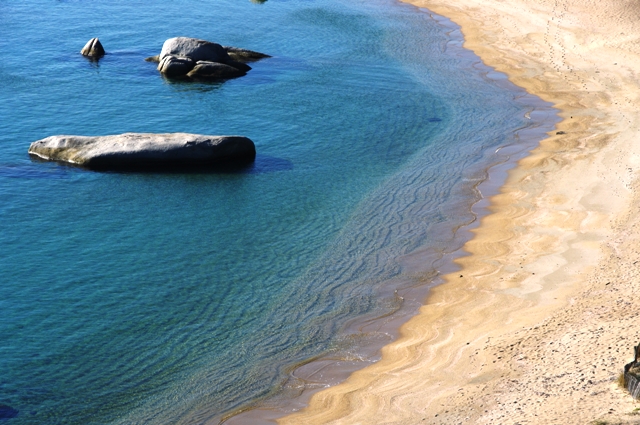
277, 0, 640, 423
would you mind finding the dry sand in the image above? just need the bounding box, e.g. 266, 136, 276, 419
277, 0, 640, 423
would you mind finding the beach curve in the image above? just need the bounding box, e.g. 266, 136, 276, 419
277, 0, 640, 423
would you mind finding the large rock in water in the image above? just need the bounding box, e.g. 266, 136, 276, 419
28, 133, 256, 171
160, 37, 232, 64
153, 37, 269, 80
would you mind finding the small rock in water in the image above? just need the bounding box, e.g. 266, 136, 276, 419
0, 404, 19, 419
80, 37, 105, 58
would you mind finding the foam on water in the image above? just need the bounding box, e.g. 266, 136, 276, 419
0, 0, 557, 423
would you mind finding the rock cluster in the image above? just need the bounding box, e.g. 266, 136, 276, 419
29, 133, 256, 171
147, 37, 270, 80
58, 37, 267, 172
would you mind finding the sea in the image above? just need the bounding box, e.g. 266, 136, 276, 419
0, 0, 557, 423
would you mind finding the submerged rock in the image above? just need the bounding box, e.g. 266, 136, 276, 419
153, 37, 269, 80
28, 133, 256, 171
224, 46, 271, 62
0, 404, 19, 419
80, 38, 105, 58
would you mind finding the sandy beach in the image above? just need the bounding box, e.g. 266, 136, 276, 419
277, 0, 640, 423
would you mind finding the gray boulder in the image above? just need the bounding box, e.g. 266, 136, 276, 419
187, 61, 247, 79
157, 56, 195, 77
29, 133, 256, 171
160, 37, 232, 64
80, 38, 105, 58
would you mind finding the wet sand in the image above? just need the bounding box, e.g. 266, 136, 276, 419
277, 0, 640, 423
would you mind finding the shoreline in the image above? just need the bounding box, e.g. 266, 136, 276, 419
277, 0, 640, 423
222, 6, 560, 424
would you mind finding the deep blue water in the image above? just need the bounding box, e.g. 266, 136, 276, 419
0, 0, 556, 423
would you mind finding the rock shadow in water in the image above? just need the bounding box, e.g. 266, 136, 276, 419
81, 54, 103, 66
105, 155, 293, 175
160, 75, 225, 92
0, 403, 19, 419
27, 155, 292, 175
243, 154, 293, 174
1, 162, 71, 179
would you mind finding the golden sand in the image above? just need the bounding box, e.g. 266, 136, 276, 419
277, 0, 640, 423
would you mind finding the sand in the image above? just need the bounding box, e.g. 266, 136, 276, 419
276, 0, 640, 423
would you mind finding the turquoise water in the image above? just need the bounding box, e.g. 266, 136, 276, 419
0, 0, 556, 423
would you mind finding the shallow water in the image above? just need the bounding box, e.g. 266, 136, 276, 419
0, 0, 556, 423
